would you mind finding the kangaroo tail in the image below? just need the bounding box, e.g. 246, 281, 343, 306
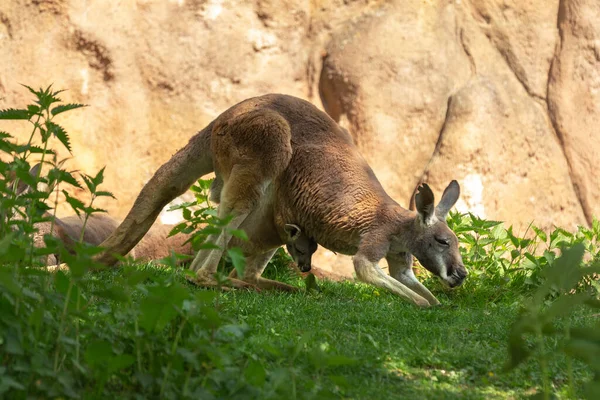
96, 126, 214, 266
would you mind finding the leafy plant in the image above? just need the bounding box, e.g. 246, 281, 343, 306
505, 243, 600, 399
167, 178, 248, 278
427, 212, 600, 303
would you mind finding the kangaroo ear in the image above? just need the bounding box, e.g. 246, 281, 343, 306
436, 180, 460, 219
284, 224, 301, 242
415, 183, 435, 225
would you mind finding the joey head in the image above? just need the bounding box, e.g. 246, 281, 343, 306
283, 223, 318, 273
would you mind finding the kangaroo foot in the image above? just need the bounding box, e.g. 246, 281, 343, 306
186, 271, 259, 291
247, 277, 299, 292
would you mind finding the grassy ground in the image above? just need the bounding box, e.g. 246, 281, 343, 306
0, 252, 596, 399
211, 271, 592, 400
78, 258, 594, 400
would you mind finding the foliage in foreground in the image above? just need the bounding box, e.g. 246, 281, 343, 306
0, 85, 599, 399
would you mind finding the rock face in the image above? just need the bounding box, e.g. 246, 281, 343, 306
0, 0, 598, 277
548, 0, 600, 226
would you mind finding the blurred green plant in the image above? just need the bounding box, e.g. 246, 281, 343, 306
505, 243, 600, 400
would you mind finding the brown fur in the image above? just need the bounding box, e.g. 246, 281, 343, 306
34, 214, 192, 265
96, 94, 467, 306
132, 223, 193, 262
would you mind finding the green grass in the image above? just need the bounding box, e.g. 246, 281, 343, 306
215, 274, 593, 399
73, 263, 592, 400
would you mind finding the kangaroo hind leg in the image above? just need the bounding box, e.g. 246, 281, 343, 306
189, 109, 293, 288
189, 166, 268, 287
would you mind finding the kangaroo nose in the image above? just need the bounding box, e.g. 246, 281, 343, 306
457, 266, 467, 278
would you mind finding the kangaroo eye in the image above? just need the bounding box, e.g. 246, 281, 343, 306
435, 237, 450, 246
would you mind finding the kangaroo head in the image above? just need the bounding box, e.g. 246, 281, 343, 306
284, 223, 318, 273
410, 180, 467, 288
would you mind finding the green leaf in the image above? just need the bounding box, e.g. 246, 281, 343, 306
519, 239, 532, 249
28, 306, 45, 332
20, 83, 43, 99
524, 253, 539, 268
197, 178, 213, 190
227, 247, 246, 278
107, 354, 135, 374
541, 293, 591, 323
504, 318, 535, 371
168, 201, 197, 211
202, 209, 219, 217
0, 231, 15, 254
197, 242, 221, 250
24, 84, 65, 109
95, 190, 116, 199
244, 359, 266, 387
13, 144, 53, 154
570, 325, 600, 342
0, 108, 30, 120
194, 290, 217, 304
126, 270, 152, 286
507, 227, 520, 248
564, 338, 600, 370
138, 284, 189, 332
3, 328, 24, 355
51, 103, 87, 116
92, 167, 106, 188
0, 265, 22, 297
0, 131, 13, 139
167, 222, 188, 237
27, 104, 41, 115
54, 270, 72, 296
47, 168, 81, 189
85, 340, 113, 365
229, 229, 248, 241
535, 243, 585, 302
45, 121, 71, 152
0, 376, 25, 392
584, 380, 600, 400
81, 174, 95, 193
62, 190, 85, 215
198, 226, 222, 236
94, 286, 130, 302
531, 226, 547, 242
491, 223, 507, 240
